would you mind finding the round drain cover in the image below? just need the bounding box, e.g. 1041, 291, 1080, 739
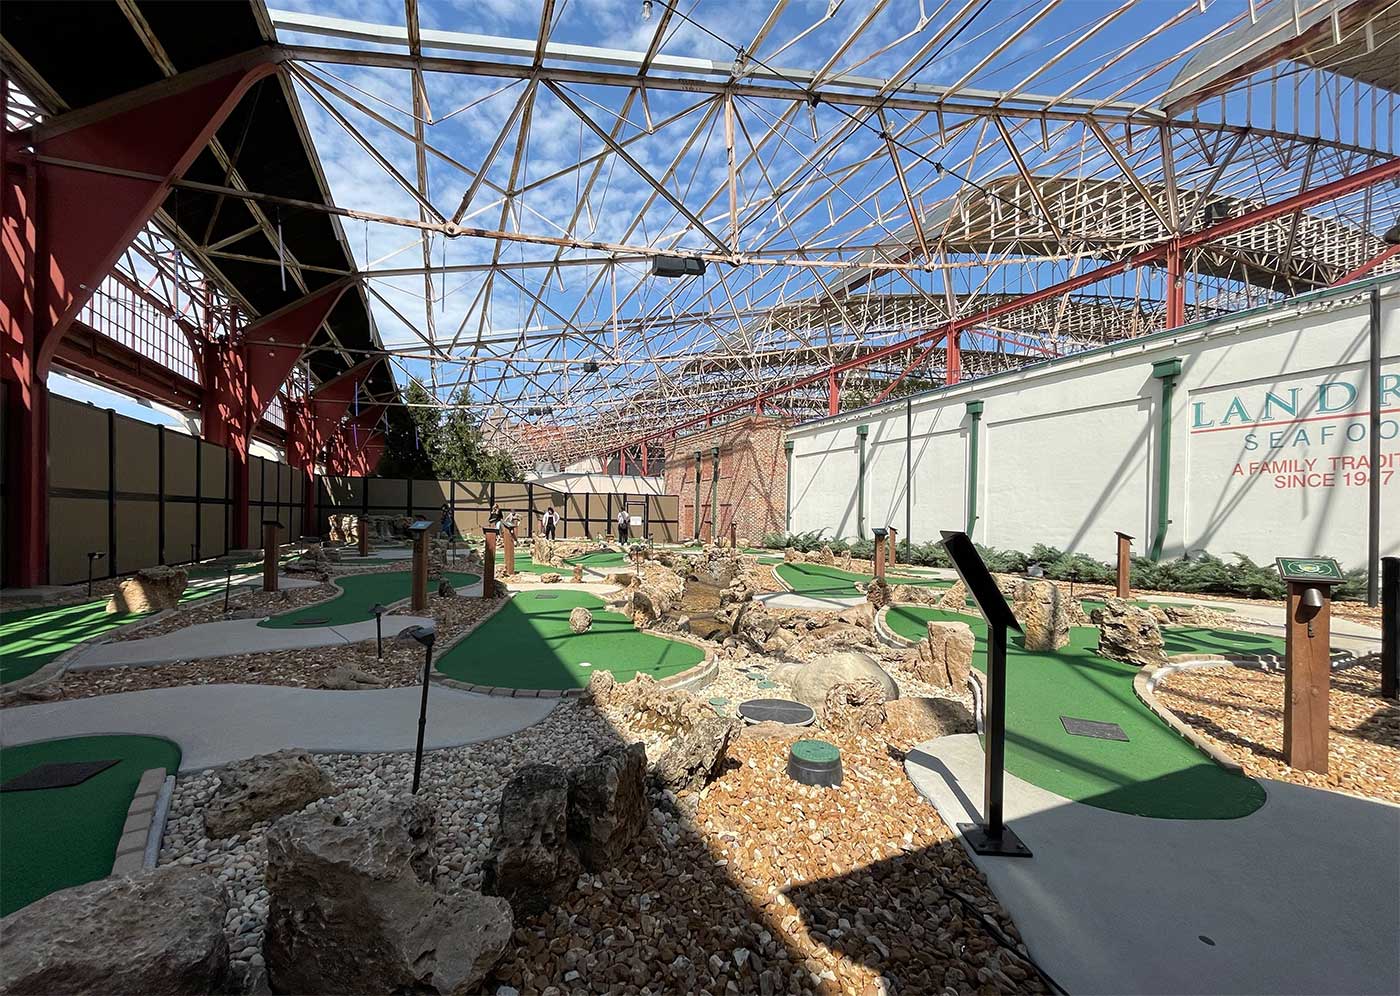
737, 698, 815, 726
788, 739, 842, 786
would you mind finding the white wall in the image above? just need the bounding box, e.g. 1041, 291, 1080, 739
786, 275, 1400, 566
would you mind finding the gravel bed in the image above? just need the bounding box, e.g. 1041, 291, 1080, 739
159, 694, 1042, 995
1155, 658, 1399, 803
110, 584, 338, 640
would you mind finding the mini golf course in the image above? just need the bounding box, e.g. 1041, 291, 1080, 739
0, 734, 181, 916
885, 607, 1268, 819
260, 570, 481, 629
435, 589, 705, 690
775, 562, 952, 597
565, 550, 630, 567
0, 581, 237, 685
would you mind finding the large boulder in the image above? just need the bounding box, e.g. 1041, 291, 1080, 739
105, 565, 188, 614
652, 714, 740, 791
836, 602, 875, 629
785, 651, 899, 711
567, 743, 647, 869
265, 797, 511, 995
609, 561, 685, 630
937, 580, 970, 611
1013, 578, 1070, 651
783, 547, 801, 563
890, 583, 940, 606
1094, 597, 1167, 668
568, 605, 592, 634
481, 765, 579, 916
914, 620, 975, 691
0, 866, 230, 995
204, 749, 336, 839
821, 677, 888, 733
314, 665, 387, 691
816, 545, 835, 566
883, 697, 976, 746
865, 577, 892, 609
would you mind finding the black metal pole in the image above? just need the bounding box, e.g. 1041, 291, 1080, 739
375, 613, 383, 660
223, 566, 233, 612
411, 644, 434, 793
984, 621, 1007, 839
905, 397, 913, 560
1382, 556, 1397, 700
1367, 288, 1382, 607
87, 556, 95, 597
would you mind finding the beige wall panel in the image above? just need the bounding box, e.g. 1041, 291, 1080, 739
368, 477, 407, 510
114, 418, 159, 493
49, 496, 109, 584
248, 456, 265, 502
115, 499, 159, 571
454, 481, 490, 505
165, 503, 196, 562
165, 433, 197, 497
415, 480, 452, 506
200, 504, 227, 557
49, 398, 109, 491
322, 476, 363, 508
200, 442, 227, 499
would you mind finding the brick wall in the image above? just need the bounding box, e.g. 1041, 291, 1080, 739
662, 416, 788, 543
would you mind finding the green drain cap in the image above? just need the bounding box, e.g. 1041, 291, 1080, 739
788, 739, 843, 787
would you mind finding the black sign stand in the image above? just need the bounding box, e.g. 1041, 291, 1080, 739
940, 530, 1032, 858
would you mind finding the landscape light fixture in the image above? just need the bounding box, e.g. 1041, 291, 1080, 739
371, 603, 389, 659
652, 255, 707, 278
223, 564, 234, 613
872, 527, 888, 540
398, 624, 437, 794
86, 551, 106, 596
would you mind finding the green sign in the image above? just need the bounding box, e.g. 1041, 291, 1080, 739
1274, 557, 1344, 583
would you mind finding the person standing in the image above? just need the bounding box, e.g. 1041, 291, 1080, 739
488, 504, 503, 528
542, 506, 558, 540
438, 502, 456, 539
616, 506, 630, 545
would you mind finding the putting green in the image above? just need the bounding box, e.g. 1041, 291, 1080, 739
0, 735, 182, 915
884, 607, 1265, 820
0, 581, 227, 685
1162, 626, 1284, 659
565, 550, 629, 567
435, 589, 705, 690
259, 570, 480, 629
775, 562, 951, 597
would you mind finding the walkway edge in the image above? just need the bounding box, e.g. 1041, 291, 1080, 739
1135, 660, 1247, 774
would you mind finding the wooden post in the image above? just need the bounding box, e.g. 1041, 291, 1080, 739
358, 515, 370, 557
888, 527, 898, 570
873, 531, 887, 581
261, 520, 281, 593
728, 521, 737, 550
1115, 531, 1133, 599
502, 524, 516, 575
410, 524, 430, 613
482, 527, 497, 599
1284, 580, 1331, 774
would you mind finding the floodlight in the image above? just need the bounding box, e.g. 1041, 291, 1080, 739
1384, 217, 1400, 245
651, 255, 707, 278
582, 360, 600, 374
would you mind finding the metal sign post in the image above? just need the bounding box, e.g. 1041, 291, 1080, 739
941, 530, 1031, 858
1382, 557, 1397, 701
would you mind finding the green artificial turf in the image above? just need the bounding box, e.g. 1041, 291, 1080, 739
435, 589, 705, 690
565, 550, 630, 567
1162, 626, 1284, 660
775, 562, 952, 597
884, 606, 1266, 820
0, 735, 182, 915
500, 554, 565, 576
259, 570, 480, 629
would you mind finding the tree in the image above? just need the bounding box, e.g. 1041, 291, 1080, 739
374, 382, 522, 482
375, 380, 438, 479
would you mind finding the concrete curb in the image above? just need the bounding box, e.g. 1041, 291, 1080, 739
1134, 660, 1248, 774
110, 767, 170, 876
143, 774, 176, 869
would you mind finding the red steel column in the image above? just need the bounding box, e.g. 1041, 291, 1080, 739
827, 372, 839, 416
945, 329, 962, 385
1165, 239, 1185, 330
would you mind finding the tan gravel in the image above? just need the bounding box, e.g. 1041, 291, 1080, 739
494, 731, 1049, 996
1155, 659, 1399, 803
111, 584, 338, 640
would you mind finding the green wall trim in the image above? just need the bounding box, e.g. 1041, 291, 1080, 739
1150, 358, 1183, 561
966, 401, 983, 534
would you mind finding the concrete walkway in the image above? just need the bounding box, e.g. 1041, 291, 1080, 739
66, 614, 437, 669
755, 591, 865, 611
0, 683, 557, 771
906, 734, 1400, 995
1135, 593, 1381, 658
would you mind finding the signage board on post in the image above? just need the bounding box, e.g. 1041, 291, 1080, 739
940, 530, 1031, 858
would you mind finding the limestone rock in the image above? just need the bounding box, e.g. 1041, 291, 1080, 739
816, 545, 835, 566
914, 620, 975, 691
571, 565, 584, 583
540, 572, 562, 584
652, 714, 739, 791
786, 651, 899, 710
783, 547, 801, 563
865, 578, 892, 609
437, 577, 457, 598
883, 697, 976, 745
568, 606, 593, 634
315, 666, 388, 691
1157, 602, 1230, 629
0, 866, 230, 995
839, 550, 854, 570
265, 797, 512, 995
481, 764, 579, 916
105, 566, 188, 614
821, 677, 888, 733
581, 669, 617, 707
567, 743, 647, 869
204, 749, 336, 839
836, 602, 875, 629
937, 580, 970, 611
1013, 578, 1069, 651
1094, 597, 1166, 668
